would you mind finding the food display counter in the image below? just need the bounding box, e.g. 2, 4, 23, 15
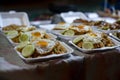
0, 12, 120, 80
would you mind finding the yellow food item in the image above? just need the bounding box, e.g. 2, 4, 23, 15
31, 32, 41, 37
36, 40, 48, 48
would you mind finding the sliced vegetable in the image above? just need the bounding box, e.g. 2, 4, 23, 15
82, 42, 94, 49
21, 44, 35, 57
101, 26, 109, 30
19, 33, 29, 42
62, 30, 75, 36
73, 36, 83, 44
6, 30, 18, 39
17, 41, 30, 49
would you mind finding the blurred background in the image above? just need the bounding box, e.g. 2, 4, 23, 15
0, 0, 104, 21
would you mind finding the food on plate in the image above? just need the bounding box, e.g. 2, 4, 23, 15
73, 18, 120, 30
73, 19, 94, 26
61, 30, 75, 36
21, 44, 35, 57
61, 24, 92, 36
4, 29, 56, 44
5, 30, 18, 39
93, 21, 120, 30
33, 39, 56, 55
16, 39, 67, 58
17, 41, 30, 49
18, 26, 36, 32
72, 32, 115, 49
53, 23, 70, 30
27, 30, 55, 42
2, 24, 36, 32
2, 24, 25, 31
112, 32, 120, 39
73, 35, 84, 44
82, 42, 94, 49
19, 33, 30, 42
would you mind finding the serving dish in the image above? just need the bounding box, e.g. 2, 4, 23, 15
52, 23, 92, 40
4, 28, 57, 46
69, 32, 120, 53
73, 18, 120, 33
14, 41, 74, 62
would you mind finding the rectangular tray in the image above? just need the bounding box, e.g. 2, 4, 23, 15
14, 42, 74, 63
69, 36, 120, 53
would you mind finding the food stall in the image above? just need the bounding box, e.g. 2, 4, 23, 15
0, 11, 120, 80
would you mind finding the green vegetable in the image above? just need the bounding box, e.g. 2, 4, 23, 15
101, 26, 109, 30
73, 36, 83, 44
6, 30, 18, 39
62, 30, 75, 36
17, 41, 30, 49
19, 33, 29, 42
21, 44, 35, 57
82, 42, 94, 49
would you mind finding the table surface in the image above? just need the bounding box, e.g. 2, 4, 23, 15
0, 29, 120, 80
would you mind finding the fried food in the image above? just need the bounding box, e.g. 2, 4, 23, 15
73, 32, 115, 49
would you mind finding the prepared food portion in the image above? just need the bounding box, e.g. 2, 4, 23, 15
16, 40, 67, 58
73, 19, 94, 26
93, 21, 120, 30
2, 24, 25, 31
72, 32, 115, 49
112, 32, 120, 39
2, 24, 36, 32
53, 23, 92, 37
4, 28, 56, 44
66, 25, 91, 35
53, 23, 69, 30
73, 19, 120, 31
109, 32, 120, 41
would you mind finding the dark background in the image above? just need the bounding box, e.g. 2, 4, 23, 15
0, 0, 104, 20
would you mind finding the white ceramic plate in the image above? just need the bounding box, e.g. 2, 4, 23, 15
14, 42, 74, 62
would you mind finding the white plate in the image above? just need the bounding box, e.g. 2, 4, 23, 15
14, 42, 74, 62
69, 37, 120, 53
